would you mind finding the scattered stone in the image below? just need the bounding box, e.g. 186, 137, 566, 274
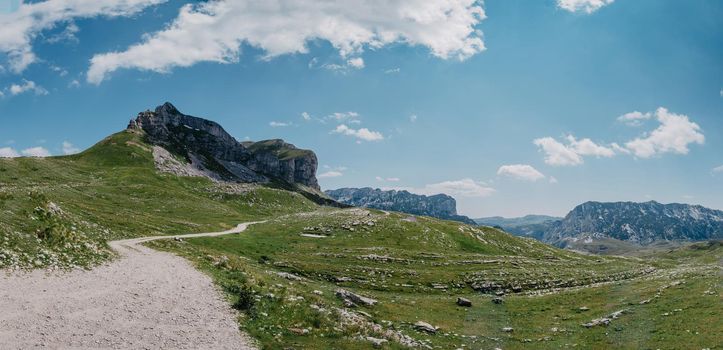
579, 306, 590, 312
336, 289, 378, 307
492, 297, 504, 304
502, 327, 513, 332
456, 297, 472, 307
365, 336, 388, 348
312, 290, 323, 295
582, 309, 627, 328
276, 272, 304, 281
334, 276, 352, 283
414, 321, 438, 334
288, 327, 309, 335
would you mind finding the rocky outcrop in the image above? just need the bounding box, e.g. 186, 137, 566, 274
128, 102, 319, 189
324, 187, 475, 224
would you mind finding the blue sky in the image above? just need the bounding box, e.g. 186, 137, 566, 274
0, 0, 721, 217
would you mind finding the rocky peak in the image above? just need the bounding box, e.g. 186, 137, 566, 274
128, 103, 319, 189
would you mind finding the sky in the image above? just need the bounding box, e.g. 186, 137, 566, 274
0, 0, 721, 217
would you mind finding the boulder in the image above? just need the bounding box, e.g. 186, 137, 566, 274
336, 289, 378, 307
413, 321, 438, 334
456, 297, 472, 307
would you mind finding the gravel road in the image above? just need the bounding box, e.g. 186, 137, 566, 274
0, 223, 261, 349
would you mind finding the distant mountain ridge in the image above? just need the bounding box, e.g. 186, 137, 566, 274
548, 201, 723, 245
505, 201, 723, 248
475, 215, 561, 228
324, 187, 476, 224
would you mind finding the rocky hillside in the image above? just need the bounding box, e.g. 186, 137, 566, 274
128, 102, 319, 189
324, 187, 475, 224
526, 201, 723, 247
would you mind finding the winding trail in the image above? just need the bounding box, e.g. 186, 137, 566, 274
0, 222, 262, 350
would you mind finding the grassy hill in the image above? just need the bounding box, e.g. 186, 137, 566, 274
0, 129, 317, 269
1, 129, 721, 349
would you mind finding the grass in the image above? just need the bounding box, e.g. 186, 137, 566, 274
0, 130, 318, 270
1, 128, 720, 349
147, 209, 723, 349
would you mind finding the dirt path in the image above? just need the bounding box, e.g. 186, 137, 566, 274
0, 222, 262, 350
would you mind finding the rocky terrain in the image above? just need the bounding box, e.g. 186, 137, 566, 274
505, 201, 723, 248
129, 102, 319, 189
325, 187, 476, 224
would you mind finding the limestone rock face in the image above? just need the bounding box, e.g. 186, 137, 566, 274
325, 187, 475, 224
128, 102, 319, 189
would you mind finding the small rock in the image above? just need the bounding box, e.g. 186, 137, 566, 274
579, 306, 590, 312
502, 327, 513, 332
414, 321, 438, 334
336, 289, 378, 307
456, 297, 472, 307
492, 297, 504, 304
365, 336, 388, 348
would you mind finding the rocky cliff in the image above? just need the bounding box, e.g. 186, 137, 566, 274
128, 102, 319, 189
324, 187, 476, 224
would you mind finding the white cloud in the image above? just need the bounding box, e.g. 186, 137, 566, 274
46, 22, 79, 44
0, 0, 165, 73
376, 176, 400, 182
497, 164, 546, 182
534, 135, 615, 166
269, 121, 290, 127
328, 111, 360, 122
625, 107, 704, 158
346, 57, 364, 69
384, 67, 400, 74
301, 112, 311, 121
331, 124, 384, 142
533, 137, 583, 166
62, 141, 80, 155
557, 0, 614, 14
318, 170, 343, 178
21, 146, 50, 157
409, 114, 417, 123
68, 79, 80, 88
0, 147, 19, 158
8, 79, 48, 96
713, 165, 723, 174
549, 176, 558, 184
422, 178, 495, 198
566, 135, 615, 157
87, 0, 486, 84
617, 111, 652, 127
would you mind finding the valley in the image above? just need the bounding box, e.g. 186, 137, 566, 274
0, 105, 720, 349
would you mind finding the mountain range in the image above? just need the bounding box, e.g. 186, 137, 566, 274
486, 201, 723, 249
324, 187, 476, 224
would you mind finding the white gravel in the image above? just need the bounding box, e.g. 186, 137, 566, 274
0, 223, 261, 350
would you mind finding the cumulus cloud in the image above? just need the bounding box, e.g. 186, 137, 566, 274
301, 112, 311, 121
384, 67, 400, 74
497, 164, 546, 182
21, 146, 51, 157
535, 107, 704, 165
0, 147, 20, 158
617, 111, 652, 127
8, 79, 48, 96
376, 176, 400, 182
533, 137, 583, 166
331, 124, 384, 142
318, 170, 343, 178
0, 0, 165, 73
557, 0, 614, 13
421, 178, 495, 198
625, 108, 704, 158
87, 0, 486, 84
713, 165, 723, 174
62, 141, 80, 155
269, 121, 291, 127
